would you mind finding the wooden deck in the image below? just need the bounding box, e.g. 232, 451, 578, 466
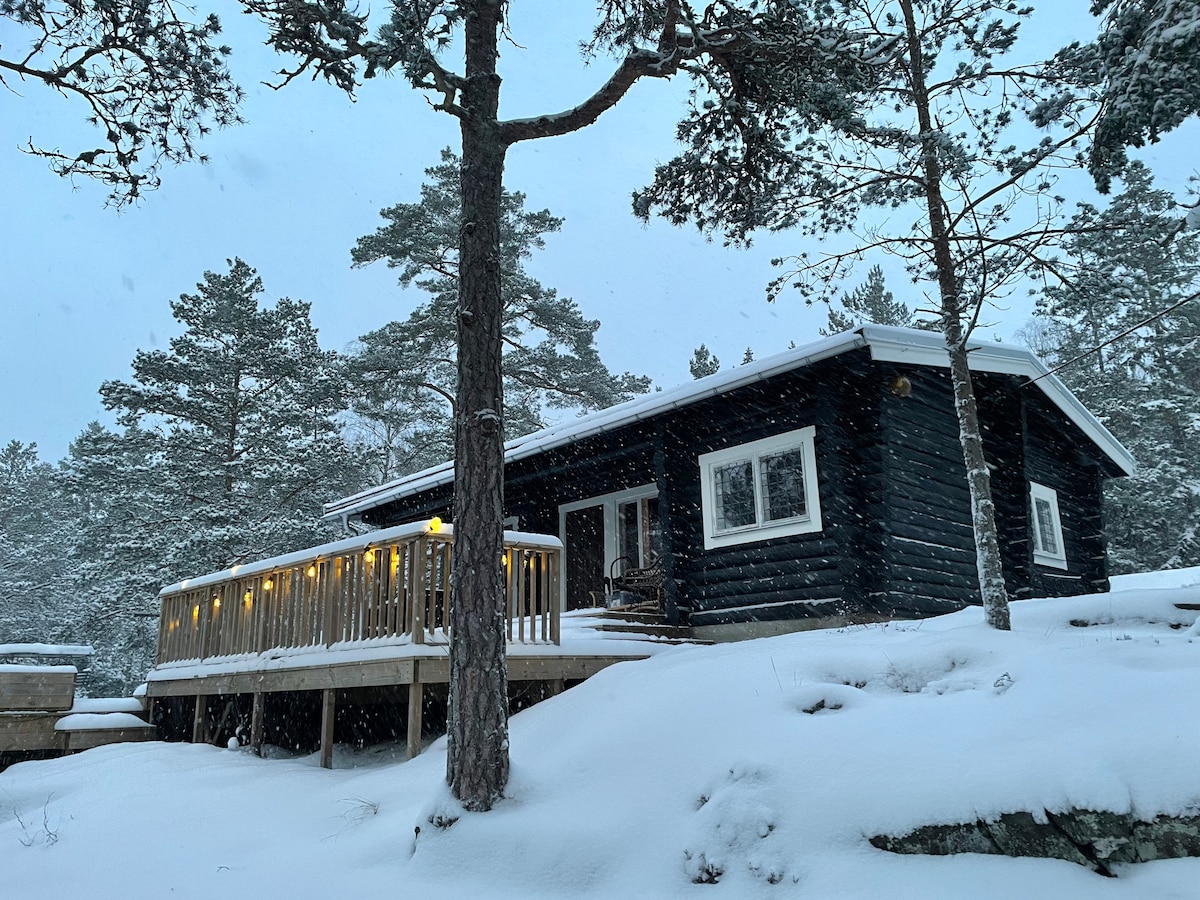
147, 523, 657, 767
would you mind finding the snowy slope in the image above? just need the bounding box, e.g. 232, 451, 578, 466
2, 583, 1199, 899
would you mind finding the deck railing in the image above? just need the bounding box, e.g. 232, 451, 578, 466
155, 521, 562, 665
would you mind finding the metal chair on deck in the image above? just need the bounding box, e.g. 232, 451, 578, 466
606, 555, 665, 612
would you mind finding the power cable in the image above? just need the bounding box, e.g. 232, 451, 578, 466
1021, 287, 1200, 388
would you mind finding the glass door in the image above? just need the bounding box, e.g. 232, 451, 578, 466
559, 485, 660, 609
564, 505, 606, 610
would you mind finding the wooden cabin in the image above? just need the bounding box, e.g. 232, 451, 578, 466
324, 325, 1134, 641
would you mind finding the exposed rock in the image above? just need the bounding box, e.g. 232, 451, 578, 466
870, 809, 1200, 876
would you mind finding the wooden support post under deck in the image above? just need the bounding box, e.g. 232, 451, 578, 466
407, 680, 423, 760
191, 695, 206, 745
319, 688, 336, 770
250, 691, 264, 756
546, 678, 565, 698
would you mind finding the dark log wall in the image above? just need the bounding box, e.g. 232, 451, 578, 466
659, 356, 864, 627
976, 374, 1033, 600
1020, 389, 1115, 596
364, 483, 454, 529
878, 367, 980, 616
504, 426, 658, 535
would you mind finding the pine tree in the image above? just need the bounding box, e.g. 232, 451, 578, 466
58, 424, 176, 693
689, 345, 721, 379
1034, 162, 1200, 573
348, 150, 650, 481
100, 258, 363, 567
0, 441, 71, 644
2, 3, 242, 204
242, 0, 888, 809
1081, 0, 1200, 192
821, 265, 935, 335
67, 260, 367, 690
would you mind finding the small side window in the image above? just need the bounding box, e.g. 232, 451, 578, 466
1029, 482, 1067, 569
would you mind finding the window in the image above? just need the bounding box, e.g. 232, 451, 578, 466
699, 427, 822, 549
1029, 482, 1067, 569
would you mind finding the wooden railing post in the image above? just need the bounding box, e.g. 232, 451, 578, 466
410, 540, 424, 643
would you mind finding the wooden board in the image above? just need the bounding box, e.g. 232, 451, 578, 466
64, 726, 157, 752
144, 657, 417, 698
0, 669, 76, 712
0, 713, 66, 752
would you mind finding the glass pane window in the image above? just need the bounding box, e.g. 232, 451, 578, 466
617, 500, 641, 570
713, 459, 756, 531
698, 427, 823, 549
1029, 481, 1067, 569
759, 448, 807, 522
1034, 497, 1058, 555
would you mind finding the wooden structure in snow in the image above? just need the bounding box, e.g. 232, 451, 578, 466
0, 647, 154, 765
324, 326, 1136, 640
146, 522, 656, 767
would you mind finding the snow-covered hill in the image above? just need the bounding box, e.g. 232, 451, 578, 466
3, 579, 1200, 898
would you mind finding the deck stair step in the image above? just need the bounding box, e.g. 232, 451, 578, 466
592, 622, 694, 640
578, 609, 708, 643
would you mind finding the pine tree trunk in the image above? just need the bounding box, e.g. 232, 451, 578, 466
899, 0, 1010, 630
446, 0, 510, 811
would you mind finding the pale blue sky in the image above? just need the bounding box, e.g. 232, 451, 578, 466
0, 2, 1193, 461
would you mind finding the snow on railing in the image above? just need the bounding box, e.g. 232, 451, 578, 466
155, 520, 562, 665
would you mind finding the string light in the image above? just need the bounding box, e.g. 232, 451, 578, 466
263, 578, 274, 591
243, 589, 253, 606
212, 596, 221, 610
429, 516, 442, 533
363, 548, 375, 563
307, 564, 317, 577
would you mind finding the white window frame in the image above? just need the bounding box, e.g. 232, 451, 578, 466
699, 426, 822, 550
1029, 481, 1068, 570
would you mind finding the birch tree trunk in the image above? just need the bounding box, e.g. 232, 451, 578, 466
899, 0, 1010, 630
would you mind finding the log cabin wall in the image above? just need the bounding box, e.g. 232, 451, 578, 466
975, 373, 1034, 602
1019, 388, 1117, 597
877, 365, 980, 616
657, 356, 861, 629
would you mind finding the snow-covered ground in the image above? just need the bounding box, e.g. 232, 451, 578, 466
3, 578, 1200, 899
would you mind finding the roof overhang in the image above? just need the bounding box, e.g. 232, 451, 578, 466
323, 325, 1134, 522
861, 325, 1135, 476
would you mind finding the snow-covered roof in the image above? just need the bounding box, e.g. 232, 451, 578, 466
323, 325, 1135, 522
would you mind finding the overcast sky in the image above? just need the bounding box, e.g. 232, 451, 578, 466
1, 1, 1194, 462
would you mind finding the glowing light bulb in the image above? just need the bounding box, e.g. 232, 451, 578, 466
263, 578, 274, 591
192, 605, 200, 621
429, 516, 442, 533
243, 590, 253, 605
307, 564, 317, 578
212, 596, 221, 610
363, 548, 375, 563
